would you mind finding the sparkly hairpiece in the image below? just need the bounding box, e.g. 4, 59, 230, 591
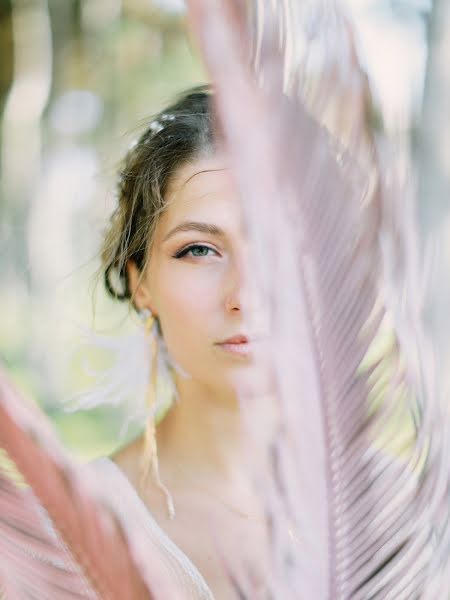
148, 112, 176, 135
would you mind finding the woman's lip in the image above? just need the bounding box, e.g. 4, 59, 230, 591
216, 341, 252, 357
215, 335, 267, 357
219, 335, 249, 344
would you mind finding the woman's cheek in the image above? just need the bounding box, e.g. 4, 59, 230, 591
158, 280, 212, 370
160, 264, 219, 324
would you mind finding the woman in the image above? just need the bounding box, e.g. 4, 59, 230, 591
92, 85, 276, 600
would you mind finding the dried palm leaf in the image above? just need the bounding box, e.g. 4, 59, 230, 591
0, 368, 181, 600
186, 0, 450, 598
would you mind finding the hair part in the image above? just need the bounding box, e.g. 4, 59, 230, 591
102, 84, 218, 303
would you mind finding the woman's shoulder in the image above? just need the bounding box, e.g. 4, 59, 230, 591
96, 432, 145, 486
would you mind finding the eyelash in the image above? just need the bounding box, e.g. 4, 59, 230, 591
173, 244, 220, 259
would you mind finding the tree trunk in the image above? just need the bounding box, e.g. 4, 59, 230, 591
417, 0, 450, 372
0, 0, 13, 170
418, 0, 450, 232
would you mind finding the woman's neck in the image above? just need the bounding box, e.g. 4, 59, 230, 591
155, 375, 278, 488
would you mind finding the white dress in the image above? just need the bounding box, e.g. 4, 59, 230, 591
87, 457, 215, 600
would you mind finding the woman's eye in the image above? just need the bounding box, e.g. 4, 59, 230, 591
174, 244, 219, 259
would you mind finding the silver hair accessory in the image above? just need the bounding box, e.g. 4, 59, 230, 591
149, 113, 175, 135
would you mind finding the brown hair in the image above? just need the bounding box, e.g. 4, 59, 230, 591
102, 85, 217, 302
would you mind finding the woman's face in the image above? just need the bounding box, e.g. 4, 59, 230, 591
130, 153, 272, 397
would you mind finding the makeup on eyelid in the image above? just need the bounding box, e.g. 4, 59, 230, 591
173, 244, 221, 259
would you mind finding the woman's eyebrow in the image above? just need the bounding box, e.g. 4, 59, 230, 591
162, 221, 226, 243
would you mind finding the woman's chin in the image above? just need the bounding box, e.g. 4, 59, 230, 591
227, 364, 275, 400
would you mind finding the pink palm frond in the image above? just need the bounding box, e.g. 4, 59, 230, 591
0, 368, 181, 600
186, 0, 450, 598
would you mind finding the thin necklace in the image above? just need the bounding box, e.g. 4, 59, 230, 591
173, 464, 267, 524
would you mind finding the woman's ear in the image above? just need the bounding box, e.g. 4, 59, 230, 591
126, 260, 156, 313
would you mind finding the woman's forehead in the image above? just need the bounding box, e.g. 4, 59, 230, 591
167, 155, 234, 199
160, 156, 243, 231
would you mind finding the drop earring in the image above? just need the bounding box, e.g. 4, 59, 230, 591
138, 307, 176, 519
139, 307, 153, 328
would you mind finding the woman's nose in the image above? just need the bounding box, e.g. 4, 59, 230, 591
224, 254, 266, 317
